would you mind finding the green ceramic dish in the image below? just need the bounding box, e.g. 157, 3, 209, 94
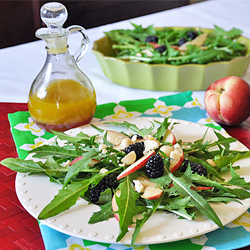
92, 27, 250, 91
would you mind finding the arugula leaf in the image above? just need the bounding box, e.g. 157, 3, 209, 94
0, 158, 45, 173
209, 131, 237, 150
225, 188, 250, 200
105, 121, 154, 137
191, 173, 227, 191
153, 117, 171, 141
227, 165, 250, 189
116, 176, 140, 242
212, 25, 243, 39
88, 201, 114, 223
132, 196, 163, 245
206, 197, 242, 204
30, 145, 79, 159
51, 130, 92, 143
63, 149, 99, 187
230, 150, 250, 164
38, 180, 91, 220
168, 168, 223, 228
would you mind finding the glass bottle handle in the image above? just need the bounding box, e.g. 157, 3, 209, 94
67, 25, 90, 62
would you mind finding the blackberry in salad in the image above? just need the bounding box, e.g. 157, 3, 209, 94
178, 37, 188, 46
129, 134, 143, 140
145, 153, 164, 178
187, 30, 198, 40
155, 44, 167, 53
124, 141, 145, 160
89, 175, 118, 203
145, 35, 158, 43
182, 160, 207, 176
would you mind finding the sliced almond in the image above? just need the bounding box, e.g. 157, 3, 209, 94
121, 151, 137, 165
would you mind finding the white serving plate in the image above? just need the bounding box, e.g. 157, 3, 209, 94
15, 117, 250, 245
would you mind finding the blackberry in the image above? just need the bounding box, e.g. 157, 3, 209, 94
124, 141, 145, 160
187, 31, 198, 40
145, 35, 158, 43
89, 175, 118, 203
182, 160, 207, 176
155, 44, 167, 53
145, 153, 164, 178
130, 134, 143, 140
178, 37, 188, 46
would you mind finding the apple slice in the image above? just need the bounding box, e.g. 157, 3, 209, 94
144, 137, 161, 153
162, 129, 176, 145
159, 145, 174, 157
179, 33, 208, 51
113, 137, 133, 151
106, 130, 129, 146
169, 144, 184, 172
112, 189, 121, 222
135, 176, 163, 200
70, 156, 99, 166
117, 151, 155, 180
191, 186, 213, 191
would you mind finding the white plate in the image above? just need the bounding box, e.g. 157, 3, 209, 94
15, 117, 250, 245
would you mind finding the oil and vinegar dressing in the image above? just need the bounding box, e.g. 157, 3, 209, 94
28, 79, 96, 132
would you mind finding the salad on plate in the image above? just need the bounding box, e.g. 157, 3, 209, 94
1, 117, 250, 245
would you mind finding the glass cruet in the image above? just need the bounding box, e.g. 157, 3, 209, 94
28, 2, 96, 132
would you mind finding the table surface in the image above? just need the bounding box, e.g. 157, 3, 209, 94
1, 0, 250, 249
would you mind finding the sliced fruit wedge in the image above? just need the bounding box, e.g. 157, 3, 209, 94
106, 130, 129, 146
135, 176, 163, 200
112, 189, 121, 221
144, 137, 161, 153
169, 144, 184, 172
117, 151, 155, 180
70, 156, 99, 166
113, 137, 133, 150
191, 186, 213, 191
162, 129, 176, 145
159, 145, 174, 157
179, 33, 208, 51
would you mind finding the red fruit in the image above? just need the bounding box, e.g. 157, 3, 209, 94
169, 144, 184, 172
162, 129, 176, 145
204, 76, 250, 126
117, 151, 155, 180
135, 176, 163, 200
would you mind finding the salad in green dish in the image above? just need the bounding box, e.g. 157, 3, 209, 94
104, 23, 247, 65
1, 118, 250, 245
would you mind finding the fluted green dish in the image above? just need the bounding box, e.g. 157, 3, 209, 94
92, 28, 250, 91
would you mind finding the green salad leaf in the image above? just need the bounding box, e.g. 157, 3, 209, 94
104, 23, 247, 65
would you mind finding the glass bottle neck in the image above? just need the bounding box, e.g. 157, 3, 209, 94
45, 36, 68, 54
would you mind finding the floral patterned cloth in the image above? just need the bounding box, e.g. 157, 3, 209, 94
8, 91, 250, 250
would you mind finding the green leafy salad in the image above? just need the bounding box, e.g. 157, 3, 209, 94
104, 23, 247, 65
1, 118, 250, 244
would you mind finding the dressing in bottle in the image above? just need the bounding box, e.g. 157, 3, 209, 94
28, 2, 96, 132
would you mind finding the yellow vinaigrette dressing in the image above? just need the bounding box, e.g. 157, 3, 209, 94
28, 79, 96, 132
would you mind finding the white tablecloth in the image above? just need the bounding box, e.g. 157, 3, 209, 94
1, 0, 250, 107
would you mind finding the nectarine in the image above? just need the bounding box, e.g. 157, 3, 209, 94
204, 76, 250, 126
